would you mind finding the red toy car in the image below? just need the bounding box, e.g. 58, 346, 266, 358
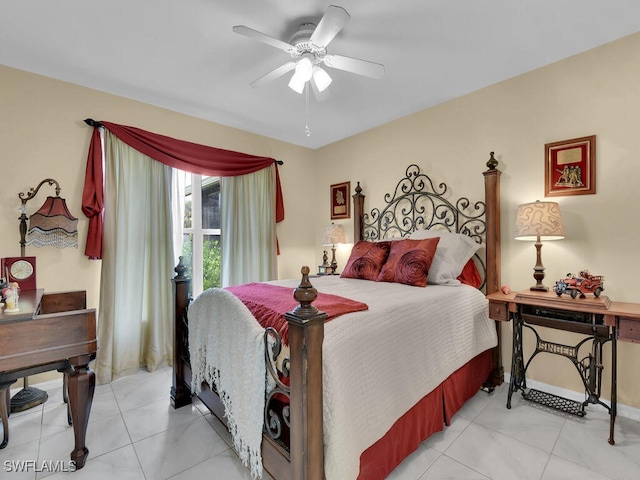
554, 270, 604, 298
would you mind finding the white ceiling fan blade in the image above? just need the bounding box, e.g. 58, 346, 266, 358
310, 5, 350, 48
324, 54, 385, 79
233, 25, 295, 54
250, 61, 296, 88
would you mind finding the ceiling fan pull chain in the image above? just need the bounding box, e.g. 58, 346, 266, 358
305, 83, 311, 136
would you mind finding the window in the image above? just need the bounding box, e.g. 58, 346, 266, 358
182, 174, 221, 295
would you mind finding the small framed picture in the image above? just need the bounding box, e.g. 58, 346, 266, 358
545, 135, 596, 197
330, 181, 350, 220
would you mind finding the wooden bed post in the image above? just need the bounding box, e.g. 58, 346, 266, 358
483, 152, 501, 295
483, 152, 504, 386
353, 181, 365, 242
171, 257, 193, 409
284, 267, 327, 480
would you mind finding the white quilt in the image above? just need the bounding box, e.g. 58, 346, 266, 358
191, 277, 497, 480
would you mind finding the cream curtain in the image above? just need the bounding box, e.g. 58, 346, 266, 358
221, 165, 277, 287
171, 169, 185, 265
96, 132, 175, 384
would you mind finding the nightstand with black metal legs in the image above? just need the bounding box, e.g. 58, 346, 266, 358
487, 289, 640, 446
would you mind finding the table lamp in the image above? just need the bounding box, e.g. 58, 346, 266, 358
514, 200, 565, 291
321, 223, 346, 274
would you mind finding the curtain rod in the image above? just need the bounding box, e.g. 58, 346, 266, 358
83, 118, 283, 165
84, 118, 103, 128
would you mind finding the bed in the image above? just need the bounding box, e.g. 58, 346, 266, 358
171, 156, 503, 480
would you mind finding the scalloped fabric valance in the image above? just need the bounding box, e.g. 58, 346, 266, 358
82, 121, 284, 259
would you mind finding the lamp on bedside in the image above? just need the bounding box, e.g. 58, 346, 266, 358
514, 200, 565, 291
322, 223, 346, 274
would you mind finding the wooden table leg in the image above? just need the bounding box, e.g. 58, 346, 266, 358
60, 370, 72, 426
609, 331, 617, 445
66, 354, 95, 469
1, 380, 17, 449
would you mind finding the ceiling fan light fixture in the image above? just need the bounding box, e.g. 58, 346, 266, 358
312, 66, 332, 92
235, 5, 384, 101
288, 54, 314, 93
295, 54, 313, 82
288, 70, 306, 94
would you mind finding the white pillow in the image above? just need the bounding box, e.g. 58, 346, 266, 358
409, 229, 480, 285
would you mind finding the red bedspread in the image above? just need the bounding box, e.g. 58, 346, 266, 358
225, 282, 368, 344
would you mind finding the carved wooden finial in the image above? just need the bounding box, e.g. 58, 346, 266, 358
486, 151, 499, 170
354, 181, 362, 195
174, 256, 186, 279
292, 266, 319, 316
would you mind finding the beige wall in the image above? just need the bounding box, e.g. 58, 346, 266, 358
0, 64, 318, 293
2, 31, 639, 409
316, 32, 640, 410
0, 65, 317, 383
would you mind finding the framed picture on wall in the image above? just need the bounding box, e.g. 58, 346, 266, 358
330, 181, 350, 219
545, 135, 596, 197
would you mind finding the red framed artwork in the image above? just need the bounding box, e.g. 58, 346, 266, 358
330, 181, 350, 219
545, 135, 596, 197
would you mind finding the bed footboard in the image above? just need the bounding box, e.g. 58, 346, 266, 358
171, 262, 327, 480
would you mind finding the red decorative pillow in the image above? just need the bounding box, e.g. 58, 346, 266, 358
457, 258, 482, 288
376, 238, 440, 287
340, 241, 391, 280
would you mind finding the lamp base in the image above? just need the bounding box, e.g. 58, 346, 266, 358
330, 246, 338, 275
530, 284, 549, 292
531, 242, 548, 292
10, 386, 49, 413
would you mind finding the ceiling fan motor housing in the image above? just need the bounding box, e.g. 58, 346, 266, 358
289, 23, 325, 62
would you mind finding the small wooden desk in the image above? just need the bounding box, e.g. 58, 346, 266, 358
487, 290, 640, 446
0, 289, 97, 469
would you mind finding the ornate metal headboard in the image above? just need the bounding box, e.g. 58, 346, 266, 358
358, 164, 488, 288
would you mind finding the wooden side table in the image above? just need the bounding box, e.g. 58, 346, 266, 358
487, 289, 640, 446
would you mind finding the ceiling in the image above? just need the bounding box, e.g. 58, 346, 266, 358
2, 1, 640, 149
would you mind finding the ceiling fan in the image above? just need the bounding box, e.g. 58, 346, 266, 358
233, 5, 385, 98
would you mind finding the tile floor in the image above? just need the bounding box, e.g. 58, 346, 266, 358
1, 366, 639, 480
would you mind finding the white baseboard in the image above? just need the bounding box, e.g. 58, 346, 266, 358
504, 373, 640, 423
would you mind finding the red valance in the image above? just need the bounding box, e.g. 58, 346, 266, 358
82, 120, 285, 259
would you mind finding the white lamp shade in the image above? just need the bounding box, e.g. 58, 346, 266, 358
295, 55, 313, 81
288, 72, 306, 93
288, 54, 314, 94
312, 66, 332, 92
514, 200, 565, 241
322, 223, 346, 246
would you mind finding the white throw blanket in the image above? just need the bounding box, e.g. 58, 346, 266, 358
188, 288, 269, 479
